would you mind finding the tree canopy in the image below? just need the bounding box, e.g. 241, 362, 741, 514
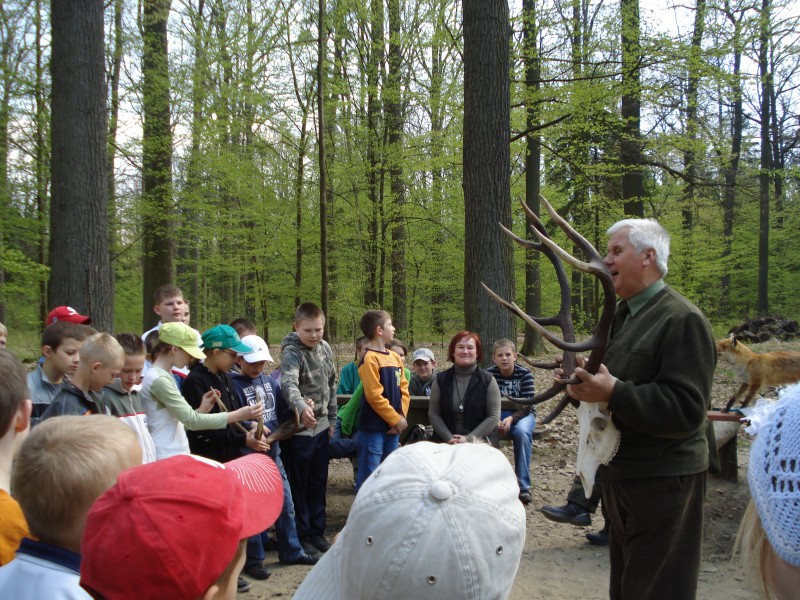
1, 0, 799, 348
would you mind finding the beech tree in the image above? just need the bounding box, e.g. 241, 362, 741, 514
49, 0, 113, 330
462, 0, 515, 355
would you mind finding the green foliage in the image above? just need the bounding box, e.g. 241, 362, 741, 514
1, 0, 799, 348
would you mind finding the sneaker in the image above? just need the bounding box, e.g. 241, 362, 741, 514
281, 552, 320, 566
540, 502, 592, 527
243, 563, 271, 580
586, 524, 610, 546
237, 577, 251, 593
518, 490, 532, 505
304, 535, 332, 553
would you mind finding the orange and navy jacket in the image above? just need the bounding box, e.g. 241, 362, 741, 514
357, 348, 410, 432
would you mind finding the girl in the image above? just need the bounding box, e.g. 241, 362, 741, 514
141, 322, 261, 460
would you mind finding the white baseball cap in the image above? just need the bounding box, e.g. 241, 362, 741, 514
238, 334, 274, 363
411, 348, 435, 363
293, 442, 526, 600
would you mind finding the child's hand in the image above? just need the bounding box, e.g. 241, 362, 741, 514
391, 417, 408, 434
246, 428, 270, 453
300, 406, 317, 429
198, 390, 218, 413
229, 403, 262, 424
498, 416, 513, 435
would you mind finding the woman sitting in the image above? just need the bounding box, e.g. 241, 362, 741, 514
428, 331, 500, 445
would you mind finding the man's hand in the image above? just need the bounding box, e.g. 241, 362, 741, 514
566, 364, 617, 404
498, 415, 514, 436
448, 434, 467, 444
300, 405, 317, 429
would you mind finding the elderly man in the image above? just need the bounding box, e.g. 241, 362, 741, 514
566, 219, 716, 600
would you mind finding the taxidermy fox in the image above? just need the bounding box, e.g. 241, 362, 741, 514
717, 334, 800, 411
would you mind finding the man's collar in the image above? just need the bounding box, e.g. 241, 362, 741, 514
626, 279, 666, 316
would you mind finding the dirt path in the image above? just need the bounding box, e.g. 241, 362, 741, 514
243, 434, 758, 599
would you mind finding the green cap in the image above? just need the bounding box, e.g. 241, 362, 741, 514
159, 322, 205, 360
201, 325, 251, 354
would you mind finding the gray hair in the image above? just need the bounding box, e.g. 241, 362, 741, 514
607, 219, 670, 277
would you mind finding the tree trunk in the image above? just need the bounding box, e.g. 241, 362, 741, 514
50, 0, 113, 330
521, 0, 543, 356
620, 0, 645, 216
141, 0, 174, 330
756, 0, 771, 315
107, 0, 123, 309
387, 0, 406, 333
463, 0, 515, 358
719, 6, 743, 317
680, 0, 705, 290
318, 0, 331, 338
35, 0, 48, 326
364, 0, 385, 308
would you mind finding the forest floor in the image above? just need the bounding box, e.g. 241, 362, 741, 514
233, 338, 800, 599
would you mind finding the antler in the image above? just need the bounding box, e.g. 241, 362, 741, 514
481, 195, 616, 424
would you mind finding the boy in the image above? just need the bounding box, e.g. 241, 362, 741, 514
141, 284, 198, 380
80, 453, 283, 600
0, 322, 6, 349
487, 338, 536, 504
182, 325, 270, 586
408, 348, 437, 396
228, 317, 257, 339
182, 325, 268, 463
293, 442, 526, 600
231, 335, 318, 570
0, 350, 32, 565
0, 415, 141, 599
28, 321, 96, 425
280, 302, 337, 555
102, 334, 157, 463
354, 310, 410, 493
41, 333, 125, 420
46, 306, 91, 326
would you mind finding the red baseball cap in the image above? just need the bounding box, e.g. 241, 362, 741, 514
80, 453, 284, 600
46, 305, 91, 325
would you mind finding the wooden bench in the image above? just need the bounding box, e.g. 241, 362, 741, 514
337, 394, 519, 427
708, 411, 744, 483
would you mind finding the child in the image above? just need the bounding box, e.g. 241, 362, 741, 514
228, 317, 258, 339
41, 333, 125, 419
141, 322, 260, 460
0, 322, 7, 349
102, 334, 157, 463
280, 302, 337, 555
182, 325, 268, 464
486, 338, 536, 505
354, 311, 410, 493
28, 321, 96, 424
337, 336, 368, 395
293, 442, 526, 600
45, 306, 91, 326
231, 335, 318, 570
328, 337, 368, 466
0, 350, 32, 565
735, 385, 800, 600
409, 348, 437, 396
80, 453, 283, 600
0, 415, 141, 598
141, 284, 197, 379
